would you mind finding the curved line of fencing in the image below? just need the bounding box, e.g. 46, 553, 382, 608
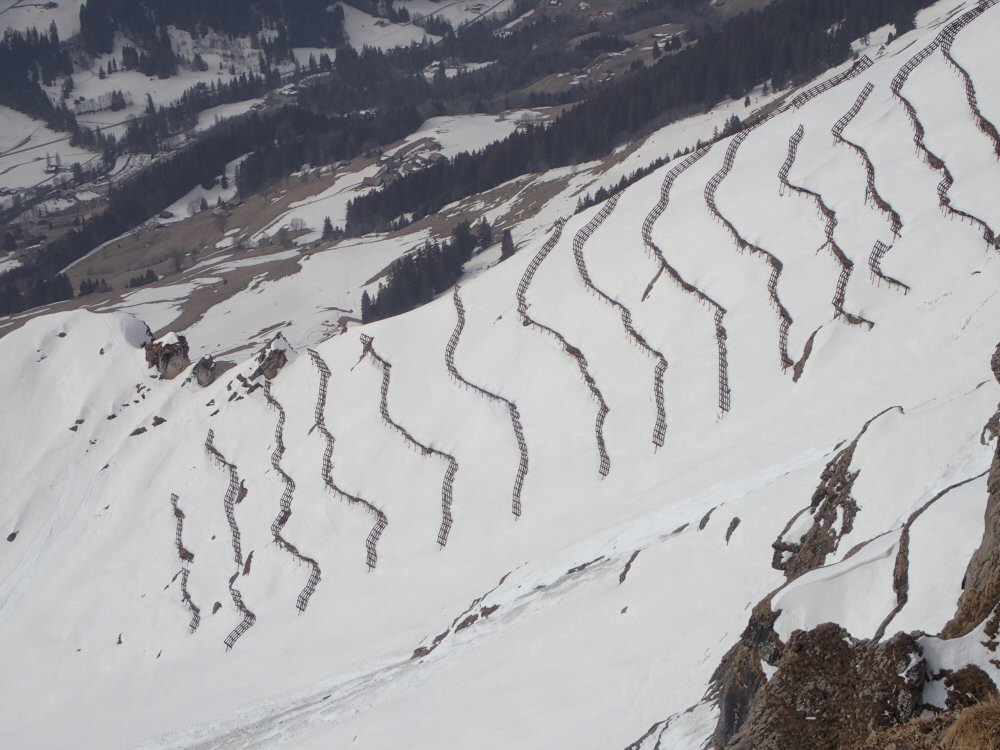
359, 335, 459, 547
205, 429, 243, 567
701, 55, 875, 371
170, 493, 200, 632
891, 3, 998, 248
262, 381, 322, 613
868, 240, 910, 292
705, 130, 794, 370
516, 220, 612, 476
572, 193, 671, 448
446, 288, 528, 516
307, 348, 388, 569
940, 4, 1000, 159
224, 570, 256, 650
641, 146, 732, 414
779, 124, 875, 328
203, 431, 255, 650
831, 83, 904, 238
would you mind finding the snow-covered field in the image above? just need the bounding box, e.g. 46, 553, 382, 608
339, 2, 439, 51
3, 1, 1000, 748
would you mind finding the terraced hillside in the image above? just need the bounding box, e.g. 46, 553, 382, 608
2, 1, 1000, 748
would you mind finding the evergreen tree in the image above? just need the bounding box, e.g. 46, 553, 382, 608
322, 216, 335, 239
500, 229, 515, 261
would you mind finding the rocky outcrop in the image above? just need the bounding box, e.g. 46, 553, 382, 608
943, 342, 1000, 639
144, 334, 191, 379
192, 356, 217, 387
724, 624, 925, 750
254, 349, 287, 381
708, 601, 784, 748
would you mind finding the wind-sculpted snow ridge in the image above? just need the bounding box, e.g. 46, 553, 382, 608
873, 470, 990, 641
891, 3, 998, 248
572, 194, 670, 448
778, 125, 875, 328
705, 130, 795, 370
940, 4, 1000, 158
359, 335, 459, 548
224, 571, 256, 651
446, 288, 528, 517
262, 380, 321, 613
307, 348, 388, 570
831, 83, 904, 240
516, 219, 612, 476
205, 429, 243, 567
170, 493, 200, 633
641, 146, 732, 415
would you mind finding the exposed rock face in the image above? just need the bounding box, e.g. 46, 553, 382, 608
943, 342, 1000, 639
723, 624, 925, 750
248, 334, 292, 381
192, 356, 217, 387
144, 335, 191, 379
252, 349, 287, 381
709, 602, 783, 748
772, 443, 859, 580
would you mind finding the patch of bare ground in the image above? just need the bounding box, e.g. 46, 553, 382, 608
853, 689, 1000, 750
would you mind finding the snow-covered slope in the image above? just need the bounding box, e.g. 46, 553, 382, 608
3, 1, 1000, 747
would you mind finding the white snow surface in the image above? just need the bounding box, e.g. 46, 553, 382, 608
2, 2, 1000, 748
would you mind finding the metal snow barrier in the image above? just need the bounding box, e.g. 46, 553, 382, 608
446, 288, 529, 516
307, 348, 388, 570
515, 220, 612, 477
832, 83, 904, 239
571, 194, 671, 448
224, 571, 256, 651
868, 240, 910, 293
170, 493, 200, 632
891, 3, 997, 248
780, 125, 874, 328
641, 145, 733, 415
359, 335, 459, 547
205, 429, 243, 567
940, 6, 1000, 160
705, 131, 795, 370
203, 431, 256, 650
262, 381, 322, 613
